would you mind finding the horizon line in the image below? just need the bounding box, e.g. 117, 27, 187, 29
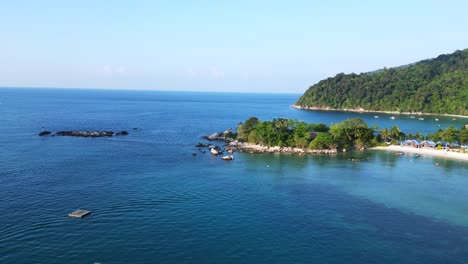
0, 86, 303, 95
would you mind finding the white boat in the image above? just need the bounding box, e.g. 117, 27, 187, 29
374, 116, 379, 118
435, 118, 439, 121
390, 116, 395, 120
210, 148, 219, 155
410, 116, 415, 119
418, 117, 424, 120
221, 155, 234, 160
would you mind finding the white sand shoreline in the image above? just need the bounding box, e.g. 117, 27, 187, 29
291, 105, 468, 119
372, 145, 468, 161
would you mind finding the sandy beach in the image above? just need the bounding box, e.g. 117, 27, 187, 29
372, 145, 468, 161
291, 105, 468, 119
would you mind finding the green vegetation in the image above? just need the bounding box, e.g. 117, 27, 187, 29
237, 117, 375, 150
296, 49, 468, 116
236, 117, 468, 150
423, 125, 468, 144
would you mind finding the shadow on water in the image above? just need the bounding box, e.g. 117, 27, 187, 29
239, 150, 468, 228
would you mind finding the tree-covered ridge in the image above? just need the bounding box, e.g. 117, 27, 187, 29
237, 117, 378, 150
296, 49, 468, 116
236, 117, 468, 151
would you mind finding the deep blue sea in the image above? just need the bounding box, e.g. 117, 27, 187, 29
1, 88, 468, 263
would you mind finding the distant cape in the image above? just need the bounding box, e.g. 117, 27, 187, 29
295, 49, 468, 116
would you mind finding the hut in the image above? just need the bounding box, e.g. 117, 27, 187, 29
402, 140, 420, 148
420, 140, 436, 149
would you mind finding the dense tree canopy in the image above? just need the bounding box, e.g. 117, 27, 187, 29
296, 49, 468, 115
235, 117, 468, 150
236, 117, 376, 150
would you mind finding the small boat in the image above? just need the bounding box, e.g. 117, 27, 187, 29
394, 151, 405, 156
418, 117, 424, 120
435, 118, 439, 121
210, 148, 219, 155
221, 155, 234, 160
413, 153, 421, 158
410, 116, 415, 119
453, 118, 457, 121
374, 116, 379, 118
390, 116, 395, 120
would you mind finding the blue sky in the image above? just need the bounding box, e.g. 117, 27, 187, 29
1, 0, 467, 93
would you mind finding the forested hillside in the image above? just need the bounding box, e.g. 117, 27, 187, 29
296, 49, 468, 116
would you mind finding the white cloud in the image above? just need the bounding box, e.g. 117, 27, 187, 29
187, 67, 197, 77
115, 65, 126, 74
209, 66, 224, 79
97, 64, 127, 76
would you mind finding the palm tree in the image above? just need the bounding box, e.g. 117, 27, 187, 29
415, 132, 422, 140
380, 128, 390, 142
390, 125, 401, 140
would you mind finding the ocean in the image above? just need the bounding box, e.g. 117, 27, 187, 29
1, 88, 467, 263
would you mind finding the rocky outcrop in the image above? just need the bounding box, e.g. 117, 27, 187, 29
203, 129, 235, 142
38, 131, 52, 136
55, 131, 114, 137
227, 141, 337, 155
116, 131, 129, 136
39, 130, 130, 137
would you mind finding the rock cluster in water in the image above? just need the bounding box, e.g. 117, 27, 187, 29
199, 129, 337, 155
202, 128, 234, 142
38, 130, 130, 137
227, 141, 337, 155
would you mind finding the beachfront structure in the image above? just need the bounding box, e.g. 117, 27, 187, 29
436, 141, 448, 148
402, 140, 420, 148
421, 140, 436, 148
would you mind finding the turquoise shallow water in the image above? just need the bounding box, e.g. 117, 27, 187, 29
0, 88, 467, 263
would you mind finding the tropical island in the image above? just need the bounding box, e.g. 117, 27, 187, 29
294, 49, 468, 116
203, 117, 468, 160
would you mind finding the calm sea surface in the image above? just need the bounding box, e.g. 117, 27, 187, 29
1, 88, 467, 263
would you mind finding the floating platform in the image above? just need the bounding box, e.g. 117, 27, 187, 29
68, 210, 91, 218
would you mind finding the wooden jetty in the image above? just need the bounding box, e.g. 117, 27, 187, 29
68, 209, 91, 218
